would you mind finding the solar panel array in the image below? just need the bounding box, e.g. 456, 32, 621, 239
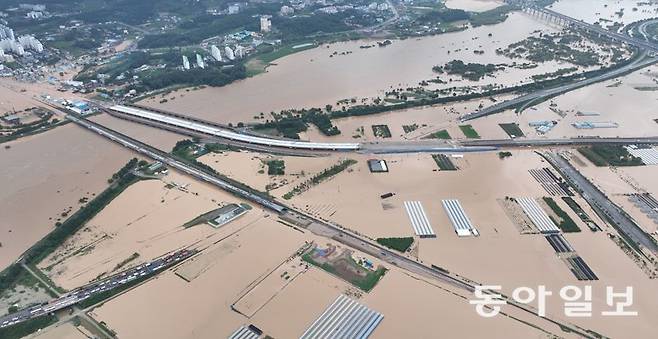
516, 197, 560, 234
300, 294, 383, 339
528, 168, 571, 196
404, 201, 436, 238
566, 256, 598, 281
544, 234, 574, 253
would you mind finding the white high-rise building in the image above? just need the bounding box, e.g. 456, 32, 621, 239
234, 45, 246, 59
280, 6, 294, 16
224, 46, 235, 60
0, 39, 25, 55
260, 16, 271, 33
27, 11, 44, 19
0, 25, 15, 40
211, 45, 222, 61
0, 49, 14, 62
182, 55, 190, 70
196, 53, 205, 69
228, 4, 240, 14
17, 35, 43, 52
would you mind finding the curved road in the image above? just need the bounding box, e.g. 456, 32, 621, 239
462, 4, 658, 121
460, 52, 657, 121
544, 152, 658, 254
637, 19, 658, 42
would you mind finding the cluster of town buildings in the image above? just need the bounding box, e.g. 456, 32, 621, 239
181, 14, 272, 71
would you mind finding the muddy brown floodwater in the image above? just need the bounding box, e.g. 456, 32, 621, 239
0, 123, 137, 270
140, 12, 559, 124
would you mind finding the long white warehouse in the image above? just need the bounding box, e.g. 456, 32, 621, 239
442, 199, 479, 237
109, 105, 360, 151
404, 201, 436, 238
300, 294, 383, 339
516, 197, 560, 233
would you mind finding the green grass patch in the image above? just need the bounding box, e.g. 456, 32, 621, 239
562, 197, 597, 229
498, 123, 525, 138
353, 267, 387, 292
469, 5, 514, 27
260, 43, 317, 64
266, 159, 285, 175
577, 145, 644, 167
25, 264, 65, 296
371, 124, 392, 138
577, 147, 607, 166
498, 151, 513, 159
376, 237, 414, 252
0, 265, 44, 298
543, 197, 581, 233
402, 124, 419, 133
246, 43, 318, 76
423, 129, 452, 139
459, 124, 480, 139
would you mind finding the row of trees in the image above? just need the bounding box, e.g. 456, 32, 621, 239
253, 108, 340, 138
139, 65, 247, 91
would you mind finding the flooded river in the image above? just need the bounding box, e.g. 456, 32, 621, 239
141, 12, 558, 124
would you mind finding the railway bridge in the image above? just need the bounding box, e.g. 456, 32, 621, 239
511, 1, 658, 52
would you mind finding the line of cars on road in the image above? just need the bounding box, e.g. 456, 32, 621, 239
1, 249, 195, 329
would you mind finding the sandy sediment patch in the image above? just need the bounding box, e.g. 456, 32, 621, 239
619, 166, 658, 195
32, 321, 90, 339
38, 171, 265, 290
231, 243, 309, 317
199, 151, 270, 191
89, 217, 307, 339
175, 238, 241, 282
